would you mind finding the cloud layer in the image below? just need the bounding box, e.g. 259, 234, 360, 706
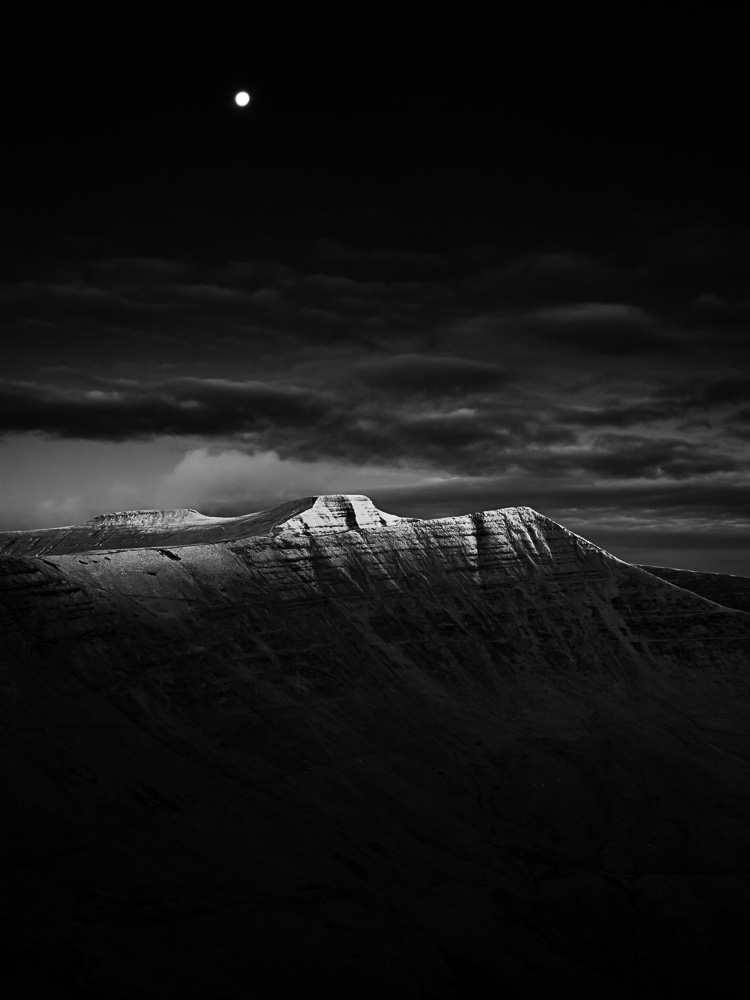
2, 232, 749, 572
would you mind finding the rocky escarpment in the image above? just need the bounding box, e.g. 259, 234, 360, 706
1, 496, 749, 999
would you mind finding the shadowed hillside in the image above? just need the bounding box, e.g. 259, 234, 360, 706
640, 564, 750, 615
1, 496, 749, 998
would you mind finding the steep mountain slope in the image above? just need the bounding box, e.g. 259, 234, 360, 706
1, 496, 749, 999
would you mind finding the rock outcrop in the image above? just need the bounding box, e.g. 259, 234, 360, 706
1, 496, 749, 998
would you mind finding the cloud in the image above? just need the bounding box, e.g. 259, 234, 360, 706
559, 375, 750, 432
399, 409, 503, 446
353, 354, 510, 395
155, 447, 430, 515
0, 371, 533, 475
2, 368, 746, 490
4, 246, 710, 383
368, 471, 750, 532
525, 302, 676, 354
463, 433, 742, 482
695, 377, 750, 406
579, 433, 740, 479
0, 279, 174, 329
559, 399, 682, 427
460, 250, 617, 305
2, 244, 748, 568
0, 377, 328, 441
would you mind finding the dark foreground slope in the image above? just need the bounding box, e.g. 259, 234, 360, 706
1, 496, 749, 999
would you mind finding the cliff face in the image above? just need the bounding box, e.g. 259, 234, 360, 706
1, 496, 749, 999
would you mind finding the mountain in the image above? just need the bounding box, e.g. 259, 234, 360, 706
1, 495, 749, 999
638, 564, 750, 615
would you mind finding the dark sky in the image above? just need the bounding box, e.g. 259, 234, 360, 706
2, 34, 749, 573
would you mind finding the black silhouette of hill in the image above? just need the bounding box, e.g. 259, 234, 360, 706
1, 496, 749, 998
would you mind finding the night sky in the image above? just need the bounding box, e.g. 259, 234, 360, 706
2, 35, 749, 573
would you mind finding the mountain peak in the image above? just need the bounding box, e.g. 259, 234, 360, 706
274, 494, 412, 535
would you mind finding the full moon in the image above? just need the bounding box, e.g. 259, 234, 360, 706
234, 91, 250, 107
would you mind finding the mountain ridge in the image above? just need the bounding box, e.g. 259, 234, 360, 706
1, 492, 746, 619
0, 494, 407, 556
1, 494, 749, 997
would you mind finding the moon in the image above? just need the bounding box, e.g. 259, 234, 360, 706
234, 91, 250, 107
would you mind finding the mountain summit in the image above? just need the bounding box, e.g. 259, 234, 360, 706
1, 496, 749, 997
